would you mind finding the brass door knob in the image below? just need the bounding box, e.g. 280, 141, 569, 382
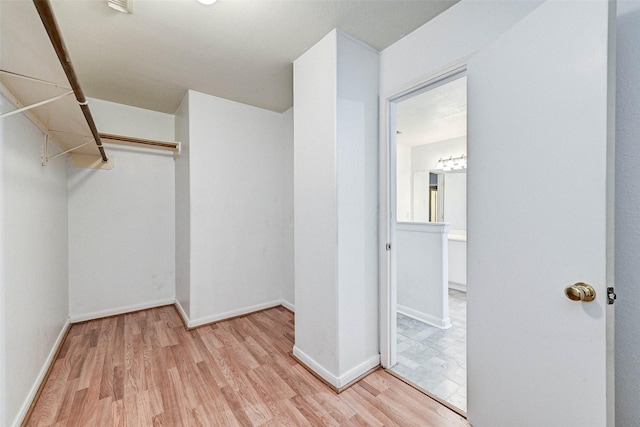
565, 282, 596, 302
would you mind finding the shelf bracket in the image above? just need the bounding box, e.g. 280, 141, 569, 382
0, 90, 73, 119
42, 134, 92, 166
0, 69, 71, 90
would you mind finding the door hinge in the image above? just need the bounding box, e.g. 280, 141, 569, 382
607, 287, 616, 305
385, 243, 391, 251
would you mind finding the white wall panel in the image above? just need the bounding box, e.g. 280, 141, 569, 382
396, 223, 451, 328
336, 31, 380, 379
380, 1, 541, 97
186, 91, 288, 323
175, 93, 192, 318
396, 144, 412, 221
68, 99, 176, 320
0, 95, 70, 426
281, 107, 295, 309
294, 30, 379, 387
293, 31, 340, 375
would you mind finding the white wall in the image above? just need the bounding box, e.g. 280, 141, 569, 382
380, 2, 541, 97
185, 90, 290, 325
68, 99, 176, 321
615, 2, 640, 425
443, 172, 467, 233
336, 31, 380, 382
175, 93, 191, 318
397, 143, 412, 221
448, 238, 467, 289
396, 223, 451, 328
411, 136, 466, 175
294, 29, 379, 388
293, 30, 339, 376
281, 107, 295, 309
442, 179, 467, 288
88, 98, 175, 140
1, 95, 70, 427
411, 138, 467, 286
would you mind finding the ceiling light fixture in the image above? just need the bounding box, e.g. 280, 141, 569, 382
197, 0, 217, 5
108, 0, 132, 13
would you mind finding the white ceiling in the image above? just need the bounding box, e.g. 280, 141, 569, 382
40, 0, 459, 114
396, 76, 467, 147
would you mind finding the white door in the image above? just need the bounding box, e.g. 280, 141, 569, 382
466, 1, 614, 426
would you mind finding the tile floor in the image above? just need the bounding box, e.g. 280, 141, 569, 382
391, 289, 467, 412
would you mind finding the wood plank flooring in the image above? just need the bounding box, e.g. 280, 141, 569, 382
25, 305, 469, 426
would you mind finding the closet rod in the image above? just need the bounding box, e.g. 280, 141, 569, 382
32, 0, 108, 162
98, 133, 180, 151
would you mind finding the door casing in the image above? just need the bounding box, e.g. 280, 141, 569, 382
379, 66, 467, 369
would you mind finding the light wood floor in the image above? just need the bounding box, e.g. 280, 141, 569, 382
26, 305, 469, 426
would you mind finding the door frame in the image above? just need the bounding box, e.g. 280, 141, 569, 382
379, 64, 467, 369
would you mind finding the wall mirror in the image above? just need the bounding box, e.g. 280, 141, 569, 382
412, 169, 466, 234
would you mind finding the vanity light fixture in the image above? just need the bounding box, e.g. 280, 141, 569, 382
436, 154, 467, 171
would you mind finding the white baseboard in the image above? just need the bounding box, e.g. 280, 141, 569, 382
183, 300, 285, 328
281, 299, 295, 312
174, 298, 190, 327
13, 317, 71, 427
449, 282, 467, 292
338, 354, 380, 388
292, 346, 380, 390
69, 297, 176, 323
397, 304, 451, 329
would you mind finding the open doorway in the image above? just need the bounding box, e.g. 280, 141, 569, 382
389, 72, 467, 412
